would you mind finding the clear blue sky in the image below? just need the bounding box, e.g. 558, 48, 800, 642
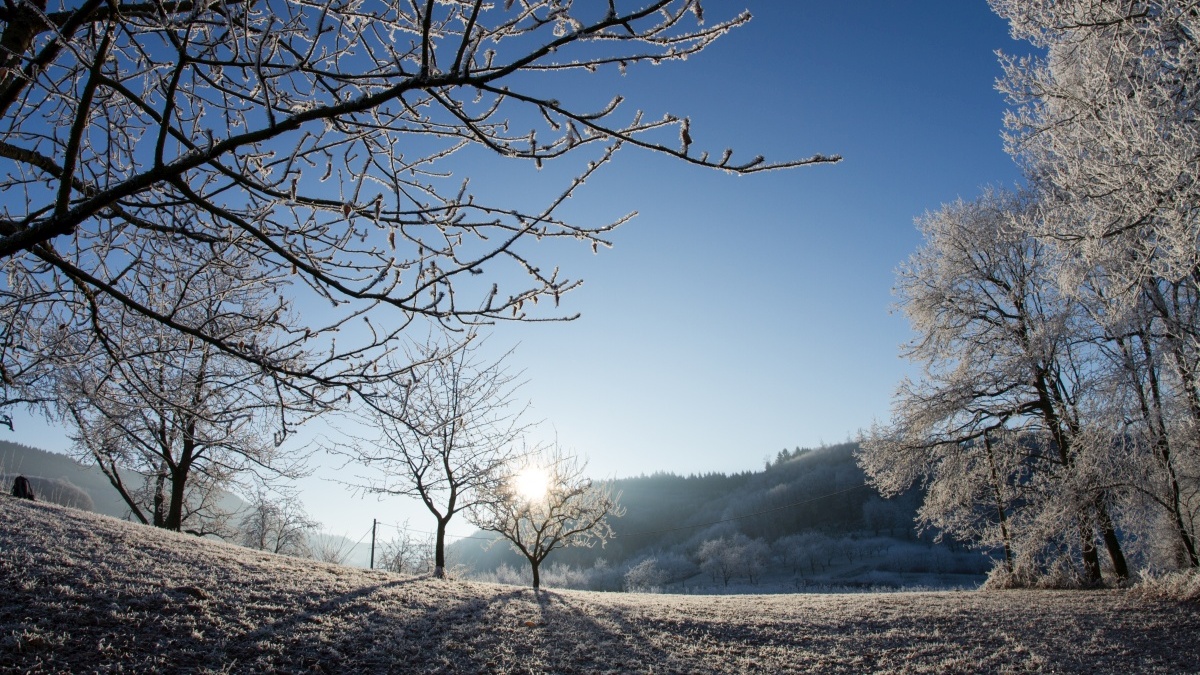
482, 0, 1026, 474
7, 1, 1026, 544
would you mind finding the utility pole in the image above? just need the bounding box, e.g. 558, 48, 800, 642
370, 518, 377, 569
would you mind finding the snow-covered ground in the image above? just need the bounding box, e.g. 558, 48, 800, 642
2, 498, 1198, 673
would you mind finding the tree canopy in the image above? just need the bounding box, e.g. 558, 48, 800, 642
0, 0, 837, 433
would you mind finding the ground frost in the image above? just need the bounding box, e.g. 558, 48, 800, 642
2, 499, 1198, 673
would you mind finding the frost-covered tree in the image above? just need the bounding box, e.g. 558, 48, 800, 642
623, 557, 668, 593
239, 490, 317, 557
742, 536, 769, 584
859, 189, 1127, 584
994, 0, 1200, 569
995, 0, 1200, 294
1099, 297, 1200, 568
348, 331, 527, 578
57, 242, 310, 534
376, 524, 436, 575
697, 533, 764, 587
773, 533, 818, 575
470, 446, 623, 590
309, 533, 356, 565
0, 0, 837, 428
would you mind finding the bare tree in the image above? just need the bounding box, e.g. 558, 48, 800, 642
1099, 298, 1200, 568
471, 446, 623, 590
376, 522, 436, 575
0, 0, 838, 427
743, 536, 769, 584
309, 532, 356, 566
239, 489, 317, 557
56, 242, 311, 534
773, 531, 835, 575
859, 189, 1128, 584
696, 536, 739, 587
994, 0, 1200, 569
623, 557, 668, 593
696, 533, 765, 586
348, 330, 526, 578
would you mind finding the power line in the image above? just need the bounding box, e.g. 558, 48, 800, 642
372, 518, 500, 543
350, 524, 375, 549
618, 482, 872, 539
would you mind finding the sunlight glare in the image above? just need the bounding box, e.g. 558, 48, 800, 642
513, 465, 549, 503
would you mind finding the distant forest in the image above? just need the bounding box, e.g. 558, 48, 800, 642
451, 442, 989, 591
3, 438, 989, 592
0, 441, 249, 535
1, 440, 125, 516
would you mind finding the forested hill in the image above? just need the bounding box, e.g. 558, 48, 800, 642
603, 442, 919, 561
451, 442, 947, 585
0, 440, 125, 516
0, 441, 249, 526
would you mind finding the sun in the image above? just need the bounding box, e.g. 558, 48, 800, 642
513, 465, 550, 503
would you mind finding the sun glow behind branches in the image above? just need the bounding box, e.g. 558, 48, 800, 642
513, 465, 550, 503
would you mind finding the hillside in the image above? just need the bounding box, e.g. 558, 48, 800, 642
4, 497, 1199, 673
451, 443, 988, 591
0, 440, 251, 527
0, 440, 128, 516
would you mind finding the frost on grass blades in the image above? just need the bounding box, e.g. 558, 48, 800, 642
3, 498, 1199, 673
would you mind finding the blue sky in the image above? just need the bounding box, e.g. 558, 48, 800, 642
7, 1, 1027, 544
480, 0, 1026, 473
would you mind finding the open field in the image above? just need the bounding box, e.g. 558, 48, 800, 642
2, 498, 1198, 673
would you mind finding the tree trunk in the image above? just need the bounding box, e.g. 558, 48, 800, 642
165, 465, 188, 531
1032, 367, 1106, 584
984, 433, 1014, 572
434, 519, 447, 578
1138, 292, 1200, 568
1095, 498, 1129, 580
1080, 523, 1102, 586
165, 419, 198, 532
153, 467, 168, 528
1165, 353, 1200, 568
530, 556, 541, 590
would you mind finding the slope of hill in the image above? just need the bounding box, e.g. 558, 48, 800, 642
0, 440, 251, 526
0, 440, 129, 516
4, 496, 1199, 673
452, 443, 988, 591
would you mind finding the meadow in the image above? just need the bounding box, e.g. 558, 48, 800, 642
3, 498, 1198, 673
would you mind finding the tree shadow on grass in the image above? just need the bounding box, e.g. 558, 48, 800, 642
218, 581, 692, 673
415, 586, 690, 674
215, 575, 430, 671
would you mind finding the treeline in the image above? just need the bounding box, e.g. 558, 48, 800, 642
450, 443, 983, 591
861, 2, 1200, 588
0, 441, 369, 566
612, 442, 918, 555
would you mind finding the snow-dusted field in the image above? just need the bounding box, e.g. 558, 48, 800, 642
2, 498, 1198, 673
